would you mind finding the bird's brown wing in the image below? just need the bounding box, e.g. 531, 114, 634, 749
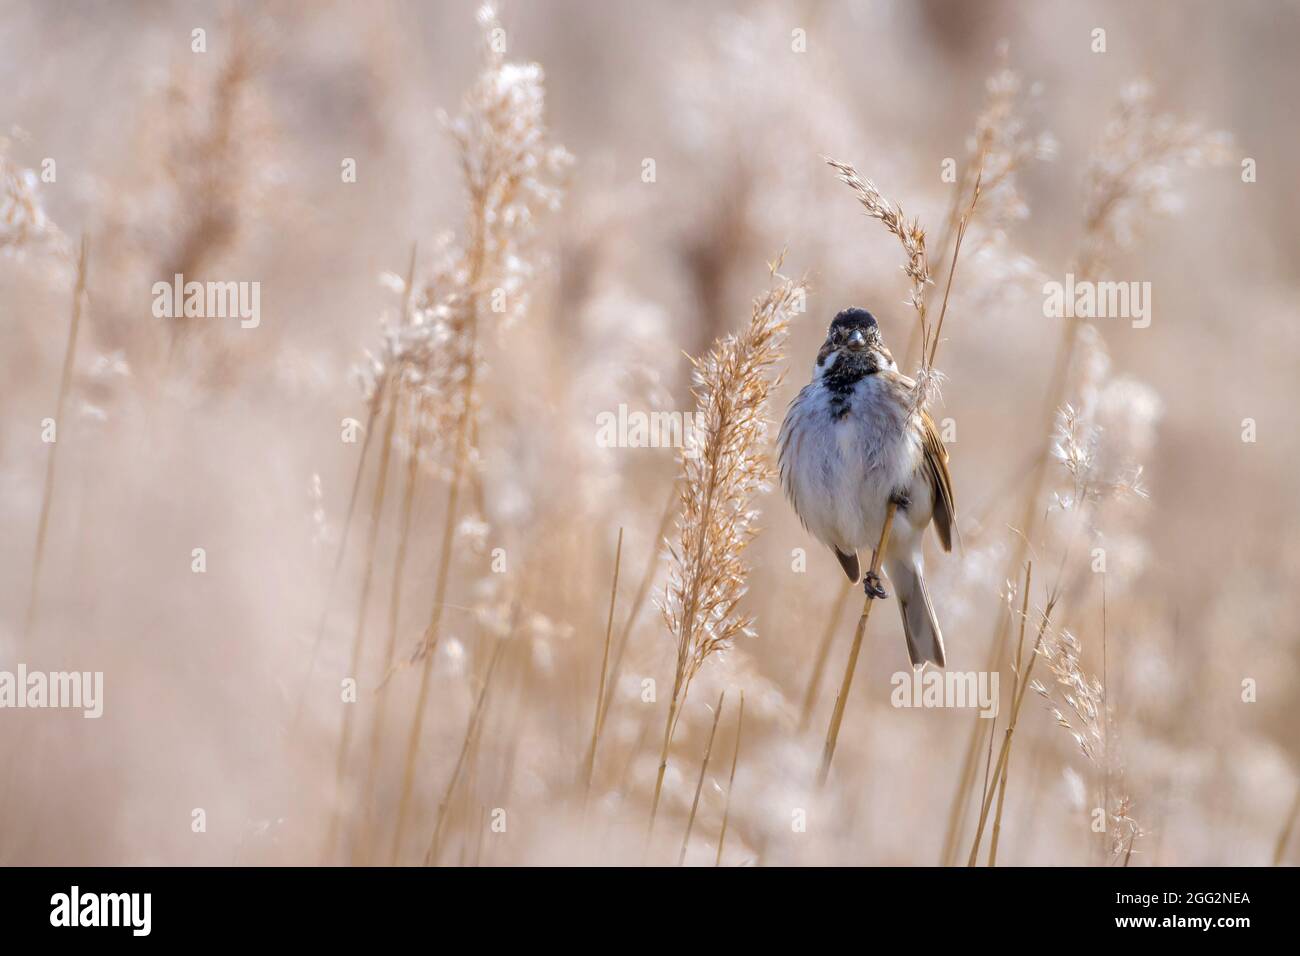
921, 411, 956, 552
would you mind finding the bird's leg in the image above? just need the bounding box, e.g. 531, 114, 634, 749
863, 549, 887, 600
890, 489, 911, 512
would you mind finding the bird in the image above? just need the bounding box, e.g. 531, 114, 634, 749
777, 307, 956, 668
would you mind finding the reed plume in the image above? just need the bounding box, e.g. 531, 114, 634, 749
387, 3, 570, 863
1, 144, 67, 261
649, 262, 806, 836
941, 80, 1229, 864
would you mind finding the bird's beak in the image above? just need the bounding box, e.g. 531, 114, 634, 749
847, 329, 867, 348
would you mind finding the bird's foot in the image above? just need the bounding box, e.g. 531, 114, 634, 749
863, 571, 888, 600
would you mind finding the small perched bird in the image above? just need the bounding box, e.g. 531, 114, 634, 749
778, 308, 956, 668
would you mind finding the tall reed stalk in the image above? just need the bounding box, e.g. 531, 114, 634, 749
798, 582, 852, 732
967, 579, 1056, 866
715, 691, 745, 866
815, 158, 980, 786
818, 504, 895, 786
390, 337, 476, 863
292, 244, 417, 736
425, 611, 514, 865
679, 691, 725, 865
987, 562, 1032, 866
940, 80, 1227, 864
584, 528, 623, 798
324, 389, 400, 861
24, 234, 88, 639
591, 484, 677, 755
358, 390, 430, 862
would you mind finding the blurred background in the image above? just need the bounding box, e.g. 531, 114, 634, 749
1, 0, 1296, 865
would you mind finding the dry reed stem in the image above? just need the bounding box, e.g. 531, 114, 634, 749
926, 168, 981, 371
291, 395, 381, 735
988, 561, 1032, 866
584, 527, 623, 798
358, 389, 431, 862
715, 691, 744, 866
647, 668, 685, 845
940, 211, 1102, 865
798, 582, 853, 732
294, 246, 416, 739
23, 234, 88, 639
967, 583, 1057, 866
324, 390, 400, 862
679, 691, 725, 865
1274, 785, 1300, 865
818, 501, 896, 788
944, 85, 1223, 863
389, 322, 477, 864
815, 155, 976, 789
425, 613, 513, 865
595, 483, 677, 743
940, 589, 1013, 864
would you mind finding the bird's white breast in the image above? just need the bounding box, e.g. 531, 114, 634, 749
779, 373, 924, 554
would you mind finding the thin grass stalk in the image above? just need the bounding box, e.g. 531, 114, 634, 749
23, 234, 88, 639
293, 244, 416, 734
390, 150, 491, 859
1273, 785, 1300, 866
818, 501, 896, 787
988, 561, 1032, 866
967, 587, 1057, 866
647, 664, 686, 842
584, 527, 623, 798
926, 170, 981, 369
652, 454, 726, 833
679, 691, 725, 866
978, 711, 998, 819
941, 91, 1187, 861
798, 582, 852, 733
388, 434, 468, 862
357, 390, 430, 862
389, 323, 477, 864
715, 691, 744, 866
324, 390, 400, 861
939, 287, 1084, 869
425, 620, 512, 866
291, 396, 381, 734
939, 591, 1013, 864
595, 483, 676, 740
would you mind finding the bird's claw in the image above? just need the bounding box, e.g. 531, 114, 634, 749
864, 571, 887, 600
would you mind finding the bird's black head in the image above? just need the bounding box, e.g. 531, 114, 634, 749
816, 308, 893, 385
829, 308, 879, 336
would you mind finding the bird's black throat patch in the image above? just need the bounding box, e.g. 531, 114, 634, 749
822, 356, 873, 420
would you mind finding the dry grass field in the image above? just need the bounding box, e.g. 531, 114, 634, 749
2, 0, 1297, 866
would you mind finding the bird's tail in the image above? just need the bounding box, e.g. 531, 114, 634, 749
885, 555, 945, 669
